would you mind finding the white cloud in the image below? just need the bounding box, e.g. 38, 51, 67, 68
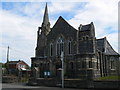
1, 1, 119, 66
49, 2, 77, 14
68, 0, 119, 52
0, 10, 41, 65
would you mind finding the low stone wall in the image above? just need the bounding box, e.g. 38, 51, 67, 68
29, 78, 120, 89
64, 79, 94, 88
37, 78, 56, 87
36, 78, 94, 88
94, 80, 120, 89
2, 76, 18, 83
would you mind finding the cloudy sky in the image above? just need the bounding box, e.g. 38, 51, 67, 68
0, 0, 119, 66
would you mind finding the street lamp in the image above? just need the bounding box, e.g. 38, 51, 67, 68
61, 51, 64, 88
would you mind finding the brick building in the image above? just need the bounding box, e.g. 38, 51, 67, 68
7, 60, 29, 76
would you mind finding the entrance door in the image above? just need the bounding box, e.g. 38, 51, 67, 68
55, 64, 62, 86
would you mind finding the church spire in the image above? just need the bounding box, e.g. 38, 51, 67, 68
43, 2, 49, 26
41, 2, 50, 35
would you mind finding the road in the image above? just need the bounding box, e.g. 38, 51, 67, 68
1, 83, 86, 90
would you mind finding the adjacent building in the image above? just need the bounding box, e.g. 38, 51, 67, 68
7, 60, 30, 76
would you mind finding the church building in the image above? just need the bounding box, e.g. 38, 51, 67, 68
30, 3, 119, 87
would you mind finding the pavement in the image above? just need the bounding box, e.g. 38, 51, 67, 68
1, 83, 86, 90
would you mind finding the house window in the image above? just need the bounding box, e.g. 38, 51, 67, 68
56, 37, 64, 56
68, 40, 72, 55
50, 43, 53, 56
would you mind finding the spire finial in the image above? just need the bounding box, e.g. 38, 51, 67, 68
43, 2, 49, 25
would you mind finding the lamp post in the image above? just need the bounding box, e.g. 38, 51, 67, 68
61, 51, 64, 88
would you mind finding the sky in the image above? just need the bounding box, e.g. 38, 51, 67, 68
0, 0, 119, 66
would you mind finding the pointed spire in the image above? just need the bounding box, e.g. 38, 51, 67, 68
41, 2, 51, 35
43, 2, 49, 26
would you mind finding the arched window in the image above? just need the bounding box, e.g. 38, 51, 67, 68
56, 37, 64, 56
97, 53, 100, 69
40, 63, 43, 67
110, 57, 115, 70
86, 35, 89, 40
50, 43, 53, 56
88, 61, 92, 68
82, 61, 86, 68
82, 36, 85, 40
68, 40, 72, 55
70, 62, 74, 69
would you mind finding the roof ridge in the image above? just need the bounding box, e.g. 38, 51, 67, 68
105, 38, 119, 55
52, 16, 77, 30
97, 37, 105, 40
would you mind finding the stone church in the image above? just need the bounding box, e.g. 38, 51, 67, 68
30, 3, 119, 86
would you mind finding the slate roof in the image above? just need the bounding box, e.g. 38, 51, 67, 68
7, 61, 20, 64
97, 38, 119, 55
7, 60, 28, 65
96, 38, 105, 52
81, 24, 91, 31
47, 16, 77, 41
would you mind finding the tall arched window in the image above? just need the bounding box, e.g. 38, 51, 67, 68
56, 37, 64, 56
70, 62, 74, 69
50, 43, 53, 56
88, 61, 92, 68
68, 40, 72, 55
110, 57, 115, 70
97, 53, 100, 69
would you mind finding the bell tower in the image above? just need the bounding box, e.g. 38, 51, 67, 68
36, 3, 51, 57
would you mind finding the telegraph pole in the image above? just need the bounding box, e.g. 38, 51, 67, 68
61, 51, 64, 88
6, 46, 10, 74
7, 46, 9, 63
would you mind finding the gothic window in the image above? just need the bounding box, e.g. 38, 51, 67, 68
86, 35, 89, 40
97, 56, 99, 69
68, 40, 72, 55
88, 61, 92, 68
34, 63, 39, 67
110, 57, 115, 70
97, 53, 100, 69
82, 61, 86, 68
70, 62, 74, 69
40, 63, 43, 67
56, 37, 64, 56
82, 36, 86, 40
50, 43, 53, 56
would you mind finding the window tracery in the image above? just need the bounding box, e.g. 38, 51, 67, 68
56, 36, 64, 56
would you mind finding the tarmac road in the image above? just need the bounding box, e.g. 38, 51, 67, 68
1, 83, 86, 90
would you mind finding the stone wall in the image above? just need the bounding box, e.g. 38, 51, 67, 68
29, 78, 120, 89
2, 76, 18, 83
94, 80, 120, 89
36, 78, 94, 88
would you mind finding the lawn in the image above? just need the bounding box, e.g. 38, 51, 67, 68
96, 76, 120, 80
